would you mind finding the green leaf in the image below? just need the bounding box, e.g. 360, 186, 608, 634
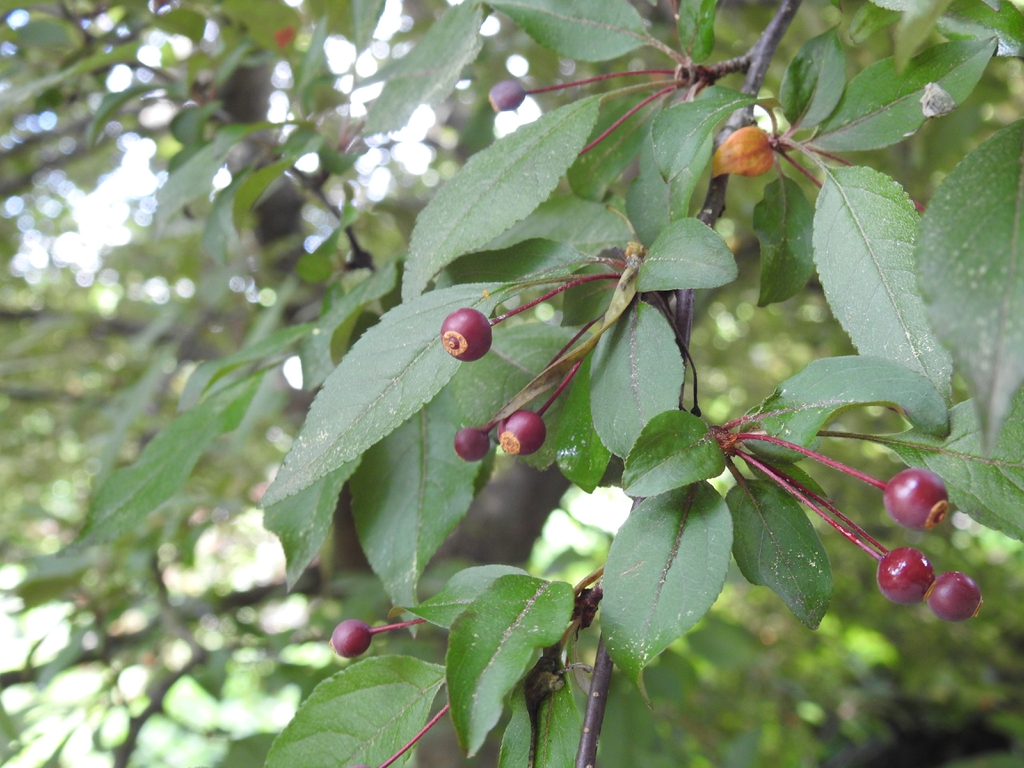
882, 391, 1024, 540
813, 166, 953, 396
917, 119, 1024, 451
296, 17, 330, 116
221, 0, 299, 50
553, 356, 611, 493
406, 565, 529, 627
727, 480, 832, 629
590, 301, 685, 458
485, 195, 633, 255
603, 483, 733, 690
939, 0, 1024, 56
352, 0, 387, 49
626, 129, 671, 247
499, 674, 580, 768
779, 28, 845, 129
265, 656, 445, 768
895, 0, 957, 71
678, 0, 716, 62
86, 86, 154, 146
849, 2, 900, 43
76, 377, 260, 547
748, 355, 949, 447
262, 284, 502, 507
636, 218, 737, 292
232, 160, 295, 230
812, 39, 995, 151
365, 3, 483, 135
442, 239, 590, 286
153, 8, 207, 41
263, 460, 358, 590
203, 169, 249, 263
350, 388, 479, 607
488, 0, 647, 62
621, 410, 725, 496
404, 97, 601, 300
754, 176, 814, 306
446, 575, 574, 756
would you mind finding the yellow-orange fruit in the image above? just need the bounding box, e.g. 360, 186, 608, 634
712, 126, 774, 178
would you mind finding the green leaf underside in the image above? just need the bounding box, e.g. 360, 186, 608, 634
622, 410, 725, 496
727, 480, 832, 629
554, 357, 612, 493
489, 0, 647, 62
939, 0, 1024, 57
407, 565, 529, 627
486, 195, 634, 255
812, 39, 995, 151
498, 677, 580, 768
364, 2, 483, 135
749, 355, 949, 446
351, 388, 479, 608
442, 239, 591, 286
917, 119, 1024, 452
678, 0, 716, 62
603, 483, 733, 690
636, 217, 738, 291
77, 377, 260, 547
813, 165, 953, 396
446, 575, 574, 756
404, 97, 601, 300
627, 129, 672, 246
590, 301, 685, 458
264, 656, 444, 768
754, 176, 815, 306
883, 390, 1024, 541
262, 284, 501, 507
780, 27, 846, 129
263, 460, 358, 590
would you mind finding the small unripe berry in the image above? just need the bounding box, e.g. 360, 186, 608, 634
927, 571, 982, 621
331, 619, 372, 658
441, 308, 492, 361
711, 126, 774, 178
498, 410, 546, 456
877, 547, 934, 605
489, 79, 526, 112
884, 468, 949, 530
454, 427, 490, 461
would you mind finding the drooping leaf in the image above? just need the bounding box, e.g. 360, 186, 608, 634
603, 483, 733, 691
406, 565, 529, 627
779, 28, 846, 129
365, 2, 483, 135
352, 0, 387, 50
880, 390, 1024, 540
86, 86, 155, 146
939, 0, 1024, 56
812, 39, 995, 151
813, 165, 953, 396
727, 480, 832, 629
626, 129, 672, 247
754, 176, 815, 306
263, 460, 359, 590
895, 0, 957, 72
153, 7, 207, 40
446, 575, 574, 756
747, 355, 949, 447
442, 239, 590, 286
590, 301, 685, 458
203, 170, 249, 263
498, 674, 580, 768
350, 388, 479, 608
621, 410, 725, 496
295, 16, 330, 116
404, 97, 600, 300
554, 357, 612, 493
264, 656, 445, 768
486, 195, 634, 255
916, 119, 1024, 452
636, 217, 737, 292
488, 0, 647, 62
849, 2, 901, 43
262, 284, 501, 507
75, 377, 260, 547
677, 0, 716, 62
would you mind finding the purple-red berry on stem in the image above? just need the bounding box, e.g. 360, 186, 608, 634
331, 619, 372, 658
454, 427, 490, 461
498, 410, 546, 456
876, 547, 935, 605
441, 308, 492, 362
927, 571, 982, 621
883, 467, 949, 530
489, 79, 526, 112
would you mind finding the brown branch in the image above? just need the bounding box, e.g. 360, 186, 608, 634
574, 636, 614, 768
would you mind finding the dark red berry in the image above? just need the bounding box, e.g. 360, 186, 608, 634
927, 571, 982, 621
441, 308, 492, 362
498, 410, 545, 456
489, 79, 526, 112
454, 427, 490, 461
883, 468, 949, 530
331, 619, 372, 658
876, 547, 935, 605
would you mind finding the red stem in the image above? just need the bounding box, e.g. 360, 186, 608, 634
490, 273, 619, 325
579, 85, 677, 156
733, 433, 887, 491
526, 70, 676, 94
553, 318, 599, 361
537, 360, 583, 417
803, 144, 852, 166
368, 618, 426, 635
777, 150, 822, 188
378, 703, 451, 768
